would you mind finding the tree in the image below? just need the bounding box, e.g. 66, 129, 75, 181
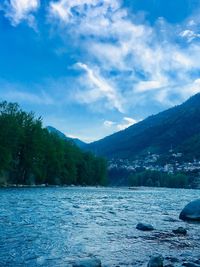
0, 101, 108, 186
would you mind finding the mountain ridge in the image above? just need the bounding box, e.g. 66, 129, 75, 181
46, 126, 87, 148
86, 93, 200, 159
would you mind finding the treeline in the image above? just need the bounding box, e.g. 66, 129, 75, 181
129, 170, 189, 188
0, 101, 107, 186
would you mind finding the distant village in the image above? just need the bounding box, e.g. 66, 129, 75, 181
108, 149, 200, 175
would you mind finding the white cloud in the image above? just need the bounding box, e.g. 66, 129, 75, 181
75, 62, 124, 112
49, 0, 120, 24
135, 80, 166, 92
1, 0, 40, 27
180, 29, 200, 43
64, 133, 92, 143
104, 120, 115, 128
47, 0, 200, 111
103, 117, 138, 133
49, 0, 102, 23
117, 117, 137, 131
66, 134, 79, 139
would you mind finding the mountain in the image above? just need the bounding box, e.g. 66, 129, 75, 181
86, 93, 200, 159
46, 126, 86, 148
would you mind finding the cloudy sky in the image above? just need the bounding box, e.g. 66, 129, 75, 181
0, 0, 200, 142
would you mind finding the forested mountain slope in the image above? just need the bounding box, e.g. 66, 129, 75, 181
87, 93, 200, 159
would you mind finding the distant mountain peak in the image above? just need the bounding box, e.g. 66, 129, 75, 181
46, 126, 86, 148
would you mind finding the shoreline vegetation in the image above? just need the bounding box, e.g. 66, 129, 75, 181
109, 168, 200, 189
0, 101, 107, 187
128, 170, 190, 188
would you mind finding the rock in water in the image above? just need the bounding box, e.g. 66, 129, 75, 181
136, 223, 154, 231
147, 255, 164, 267
179, 199, 200, 221
172, 227, 187, 235
72, 258, 101, 267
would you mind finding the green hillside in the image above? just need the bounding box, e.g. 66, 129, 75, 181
87, 93, 200, 160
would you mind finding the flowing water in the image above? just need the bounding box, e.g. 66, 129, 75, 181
0, 187, 200, 266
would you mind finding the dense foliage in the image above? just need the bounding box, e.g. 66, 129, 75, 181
0, 101, 107, 186
129, 170, 189, 188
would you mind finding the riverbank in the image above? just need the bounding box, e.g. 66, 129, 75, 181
1, 183, 200, 190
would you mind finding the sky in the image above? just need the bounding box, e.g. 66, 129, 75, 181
0, 0, 200, 142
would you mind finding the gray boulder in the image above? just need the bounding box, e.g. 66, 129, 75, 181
147, 255, 164, 267
72, 258, 101, 267
136, 223, 154, 231
179, 199, 200, 221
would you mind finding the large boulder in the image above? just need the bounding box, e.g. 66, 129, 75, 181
136, 223, 154, 231
147, 255, 164, 267
179, 199, 200, 221
72, 258, 101, 267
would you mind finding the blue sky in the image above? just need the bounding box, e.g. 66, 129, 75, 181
0, 0, 200, 142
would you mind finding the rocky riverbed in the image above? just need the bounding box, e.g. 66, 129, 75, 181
0, 187, 199, 266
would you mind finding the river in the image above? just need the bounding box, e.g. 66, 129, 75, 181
0, 187, 199, 266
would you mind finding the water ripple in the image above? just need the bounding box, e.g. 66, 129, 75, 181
0, 187, 200, 266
